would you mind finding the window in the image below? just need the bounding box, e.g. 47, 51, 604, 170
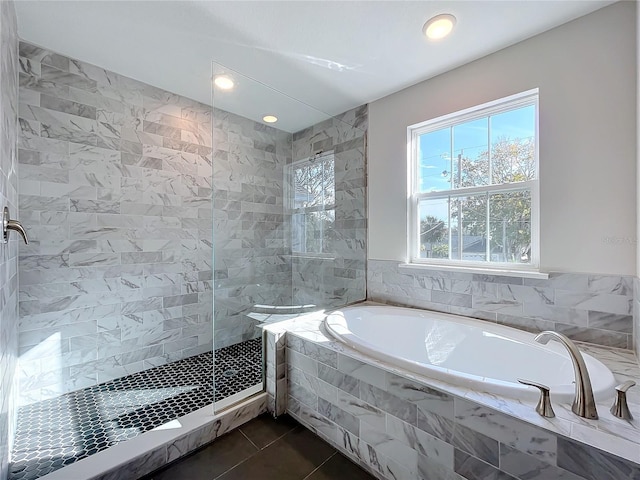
408, 90, 538, 269
286, 153, 335, 255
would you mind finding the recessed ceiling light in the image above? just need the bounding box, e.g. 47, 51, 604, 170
214, 75, 234, 90
263, 115, 278, 123
423, 14, 456, 40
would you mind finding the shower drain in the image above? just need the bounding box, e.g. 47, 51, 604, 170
223, 369, 239, 377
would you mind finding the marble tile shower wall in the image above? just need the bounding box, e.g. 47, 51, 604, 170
291, 106, 367, 309
212, 110, 292, 349
0, 3, 18, 479
634, 276, 639, 358
16, 41, 214, 405
369, 259, 634, 350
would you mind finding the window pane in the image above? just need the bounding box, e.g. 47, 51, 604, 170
321, 209, 335, 252
418, 198, 449, 259
292, 212, 305, 252
453, 118, 488, 189
292, 158, 335, 208
451, 195, 488, 261
307, 162, 325, 207
322, 159, 335, 205
489, 190, 531, 263
490, 105, 536, 184
292, 165, 310, 209
418, 128, 451, 192
304, 211, 323, 254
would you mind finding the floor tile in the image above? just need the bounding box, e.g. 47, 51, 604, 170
239, 414, 298, 449
146, 430, 258, 480
216, 427, 336, 480
304, 453, 376, 480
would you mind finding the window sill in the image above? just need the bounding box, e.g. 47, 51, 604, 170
398, 262, 549, 279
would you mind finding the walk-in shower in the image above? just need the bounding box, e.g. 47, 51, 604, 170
5, 45, 365, 480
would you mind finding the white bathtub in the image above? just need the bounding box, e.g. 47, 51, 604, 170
324, 305, 616, 402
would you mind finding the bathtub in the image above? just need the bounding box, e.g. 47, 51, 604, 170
324, 305, 616, 402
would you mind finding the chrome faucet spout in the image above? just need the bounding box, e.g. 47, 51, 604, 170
534, 331, 598, 419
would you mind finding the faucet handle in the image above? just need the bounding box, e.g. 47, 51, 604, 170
3, 206, 28, 244
610, 380, 635, 420
518, 378, 555, 418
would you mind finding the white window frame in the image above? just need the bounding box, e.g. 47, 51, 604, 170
407, 89, 540, 272
285, 152, 336, 257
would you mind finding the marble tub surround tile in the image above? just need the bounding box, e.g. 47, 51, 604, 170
268, 311, 640, 479
0, 3, 19, 480
264, 328, 288, 417
369, 260, 634, 350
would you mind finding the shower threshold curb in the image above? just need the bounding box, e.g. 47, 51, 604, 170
35, 392, 267, 480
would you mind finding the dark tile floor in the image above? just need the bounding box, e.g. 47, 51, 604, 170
10, 338, 263, 480
144, 414, 376, 480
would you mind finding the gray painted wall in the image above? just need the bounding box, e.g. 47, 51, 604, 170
0, 2, 19, 478
368, 2, 637, 276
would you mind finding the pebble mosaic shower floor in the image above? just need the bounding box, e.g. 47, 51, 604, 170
9, 338, 263, 480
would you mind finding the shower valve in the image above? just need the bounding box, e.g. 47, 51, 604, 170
3, 206, 29, 244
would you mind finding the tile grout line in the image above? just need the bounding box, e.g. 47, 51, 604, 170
238, 428, 260, 451
214, 424, 301, 479
301, 452, 337, 480
213, 436, 263, 480
246, 423, 301, 451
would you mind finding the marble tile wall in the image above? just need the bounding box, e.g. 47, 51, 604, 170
286, 332, 639, 480
212, 110, 292, 349
264, 328, 287, 416
369, 259, 634, 350
291, 106, 367, 309
634, 276, 639, 359
16, 41, 214, 404
0, 2, 19, 479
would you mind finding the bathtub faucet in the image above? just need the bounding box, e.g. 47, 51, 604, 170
534, 331, 598, 419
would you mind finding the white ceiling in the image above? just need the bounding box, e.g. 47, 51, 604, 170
15, 0, 613, 132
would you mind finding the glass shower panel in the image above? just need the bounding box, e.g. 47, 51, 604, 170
212, 63, 366, 410
289, 112, 367, 310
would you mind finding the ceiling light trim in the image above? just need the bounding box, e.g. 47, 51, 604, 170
423, 13, 457, 40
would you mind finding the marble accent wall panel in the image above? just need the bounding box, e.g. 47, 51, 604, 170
0, 3, 19, 479
212, 110, 292, 349
16, 41, 214, 405
291, 106, 367, 309
286, 332, 640, 480
369, 259, 634, 350
0, 2, 22, 480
